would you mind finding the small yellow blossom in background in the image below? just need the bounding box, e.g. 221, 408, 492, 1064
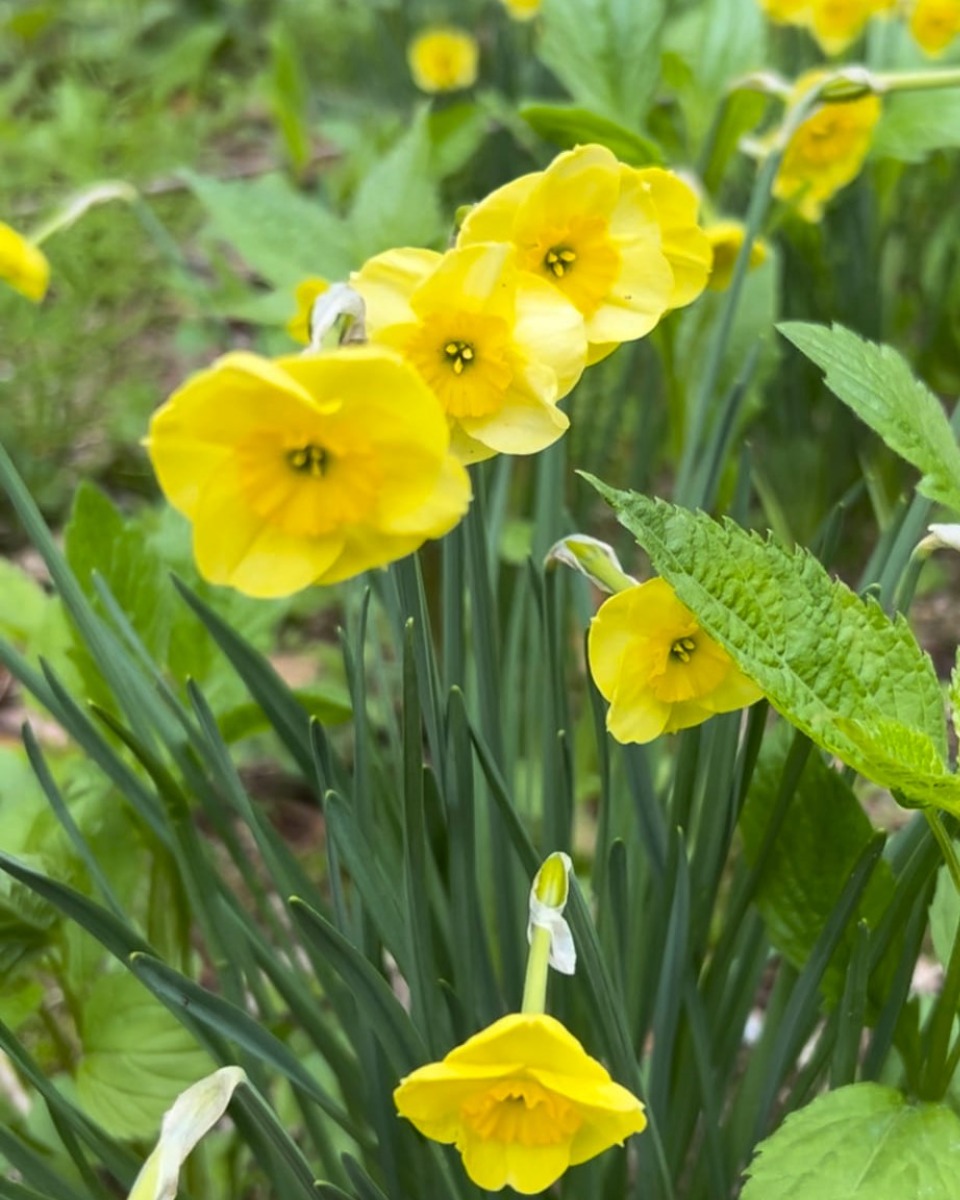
588, 578, 762, 743
705, 220, 769, 291
457, 144, 675, 365
407, 26, 479, 94
757, 0, 809, 19
499, 0, 542, 19
756, 0, 888, 51
0, 221, 50, 302
772, 70, 881, 222
353, 242, 586, 463
909, 0, 960, 54
287, 276, 329, 345
146, 347, 470, 597
394, 1013, 646, 1193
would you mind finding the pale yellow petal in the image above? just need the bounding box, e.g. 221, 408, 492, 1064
512, 272, 587, 399
460, 1131, 572, 1195
379, 455, 471, 536
583, 235, 673, 345
351, 248, 440, 332
409, 242, 515, 321
456, 174, 540, 245
631, 168, 712, 309
459, 382, 569, 456
0, 222, 50, 302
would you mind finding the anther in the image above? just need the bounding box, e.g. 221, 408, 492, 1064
670, 636, 697, 663
444, 340, 475, 374
286, 444, 329, 477
544, 246, 576, 278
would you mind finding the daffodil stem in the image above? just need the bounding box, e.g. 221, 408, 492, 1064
876, 68, 960, 95
521, 925, 552, 1014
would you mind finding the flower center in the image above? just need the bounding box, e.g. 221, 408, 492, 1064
444, 340, 475, 375
285, 443, 330, 477
543, 245, 577, 278
460, 1078, 581, 1148
669, 636, 697, 663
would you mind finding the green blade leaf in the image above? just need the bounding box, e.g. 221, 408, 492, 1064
778, 322, 960, 513
586, 481, 957, 812
741, 1083, 960, 1199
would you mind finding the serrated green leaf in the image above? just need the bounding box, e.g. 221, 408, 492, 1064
538, 0, 665, 131
75, 972, 213, 1140
741, 725, 894, 1004
518, 103, 662, 165
184, 170, 355, 286
588, 483, 957, 811
778, 322, 960, 513
741, 1083, 960, 1199
871, 91, 960, 165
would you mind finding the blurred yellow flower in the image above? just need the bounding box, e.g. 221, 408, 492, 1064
756, 0, 887, 51
147, 347, 470, 597
588, 578, 762, 743
757, 0, 809, 19
457, 144, 674, 364
394, 1013, 646, 1194
773, 71, 881, 222
407, 26, 479, 93
353, 242, 586, 463
0, 221, 50, 302
910, 0, 960, 53
499, 0, 542, 18
705, 220, 769, 291
287, 277, 329, 345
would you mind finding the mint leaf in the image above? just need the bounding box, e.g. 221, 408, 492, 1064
588, 483, 956, 811
742, 1084, 960, 1199
779, 322, 960, 513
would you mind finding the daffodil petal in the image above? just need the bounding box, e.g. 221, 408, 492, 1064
352, 248, 440, 329
456, 174, 540, 244
512, 272, 587, 399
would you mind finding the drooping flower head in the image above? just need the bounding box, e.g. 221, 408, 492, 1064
0, 221, 50, 302
909, 0, 960, 54
407, 26, 479, 93
588, 578, 762, 743
146, 347, 470, 597
755, 0, 889, 51
394, 1013, 646, 1194
772, 71, 881, 223
353, 242, 586, 463
457, 144, 678, 364
705, 220, 769, 291
499, 0, 543, 19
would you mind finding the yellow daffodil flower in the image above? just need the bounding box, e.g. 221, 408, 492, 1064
457, 144, 675, 365
629, 168, 712, 310
407, 26, 479, 94
353, 242, 586, 463
147, 347, 470, 597
910, 0, 960, 54
287, 276, 330, 345
394, 1013, 646, 1194
773, 70, 881, 223
588, 578, 762, 743
0, 221, 50, 302
757, 0, 809, 19
756, 0, 887, 51
705, 220, 769, 291
499, 0, 542, 19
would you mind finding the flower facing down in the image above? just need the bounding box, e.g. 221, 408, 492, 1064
147, 347, 470, 597
457, 144, 674, 364
0, 221, 50, 302
353, 242, 586, 463
499, 0, 542, 19
407, 26, 479, 93
705, 220, 769, 291
588, 578, 762, 743
756, 0, 887, 52
910, 0, 960, 54
394, 1014, 645, 1194
773, 71, 881, 223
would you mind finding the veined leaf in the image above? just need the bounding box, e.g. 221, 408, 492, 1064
778, 322, 960, 513
587, 482, 956, 811
518, 103, 662, 165
741, 1083, 960, 1199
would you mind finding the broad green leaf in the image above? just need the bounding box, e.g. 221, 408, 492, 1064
518, 103, 662, 165
741, 725, 894, 1004
872, 91, 960, 164
741, 1083, 960, 1199
348, 108, 444, 259
778, 322, 960, 513
0, 978, 43, 1032
75, 972, 213, 1140
184, 170, 355, 286
587, 483, 957, 810
538, 0, 665, 131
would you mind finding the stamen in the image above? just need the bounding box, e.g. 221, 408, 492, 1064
544, 245, 577, 278
670, 636, 697, 663
444, 340, 475, 374
286, 444, 329, 477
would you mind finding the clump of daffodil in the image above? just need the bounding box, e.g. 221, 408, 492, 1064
457, 144, 680, 365
352, 242, 586, 463
499, 0, 542, 19
146, 347, 470, 598
756, 0, 889, 53
394, 853, 646, 1194
705, 220, 769, 291
0, 221, 50, 302
909, 0, 960, 53
771, 70, 881, 222
588, 577, 763, 743
407, 26, 479, 94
